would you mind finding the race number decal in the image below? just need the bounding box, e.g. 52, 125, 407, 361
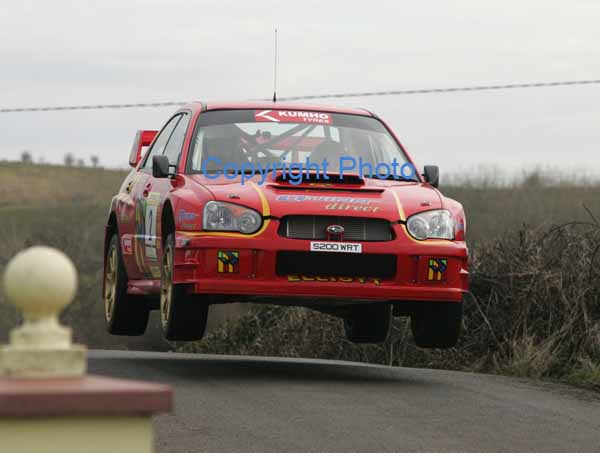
144, 192, 161, 260
254, 110, 333, 125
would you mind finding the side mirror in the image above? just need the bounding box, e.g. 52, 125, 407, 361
423, 165, 439, 188
152, 155, 171, 178
129, 130, 158, 168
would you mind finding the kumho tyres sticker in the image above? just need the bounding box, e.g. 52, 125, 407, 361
254, 110, 333, 125
287, 275, 381, 285
310, 241, 362, 254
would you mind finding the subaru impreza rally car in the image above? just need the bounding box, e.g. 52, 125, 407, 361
103, 102, 468, 347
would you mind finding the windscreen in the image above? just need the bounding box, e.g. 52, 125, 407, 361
187, 109, 414, 181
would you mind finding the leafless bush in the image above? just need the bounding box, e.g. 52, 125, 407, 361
185, 221, 600, 387
466, 220, 600, 380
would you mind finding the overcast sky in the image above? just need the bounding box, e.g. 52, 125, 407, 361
1, 0, 599, 178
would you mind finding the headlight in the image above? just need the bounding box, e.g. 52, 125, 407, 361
203, 201, 263, 234
406, 210, 454, 240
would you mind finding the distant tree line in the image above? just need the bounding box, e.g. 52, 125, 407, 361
19, 150, 100, 168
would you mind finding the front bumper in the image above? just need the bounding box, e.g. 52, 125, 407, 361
173, 223, 468, 303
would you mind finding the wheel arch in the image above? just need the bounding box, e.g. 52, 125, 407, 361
103, 211, 118, 294
105, 211, 118, 248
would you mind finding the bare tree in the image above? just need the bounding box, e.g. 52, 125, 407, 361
76, 158, 85, 167
64, 153, 75, 167
20, 150, 33, 164
90, 155, 100, 168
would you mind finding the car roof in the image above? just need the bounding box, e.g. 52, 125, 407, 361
182, 101, 374, 117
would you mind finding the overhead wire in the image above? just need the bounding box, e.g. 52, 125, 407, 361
1, 79, 599, 113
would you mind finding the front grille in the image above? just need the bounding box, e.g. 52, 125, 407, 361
279, 216, 393, 241
276, 251, 396, 278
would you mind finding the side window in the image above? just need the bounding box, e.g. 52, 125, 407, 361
141, 115, 181, 170
163, 113, 190, 165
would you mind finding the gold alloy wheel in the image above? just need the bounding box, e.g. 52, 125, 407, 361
104, 244, 117, 323
160, 242, 173, 328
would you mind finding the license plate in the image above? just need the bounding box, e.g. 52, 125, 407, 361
310, 241, 362, 254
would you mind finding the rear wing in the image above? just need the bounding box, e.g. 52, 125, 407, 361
129, 130, 158, 167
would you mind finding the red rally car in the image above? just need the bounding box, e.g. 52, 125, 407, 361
103, 102, 468, 347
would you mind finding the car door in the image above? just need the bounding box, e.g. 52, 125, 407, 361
135, 112, 192, 279
130, 114, 183, 279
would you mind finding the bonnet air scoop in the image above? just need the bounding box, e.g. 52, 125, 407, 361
271, 185, 384, 194
274, 173, 365, 185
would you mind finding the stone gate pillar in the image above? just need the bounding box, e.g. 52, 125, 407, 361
0, 246, 172, 453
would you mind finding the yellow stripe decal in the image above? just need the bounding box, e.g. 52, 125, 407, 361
250, 181, 271, 216
390, 189, 406, 221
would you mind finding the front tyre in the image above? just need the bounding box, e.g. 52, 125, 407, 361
411, 301, 462, 349
344, 304, 391, 343
104, 234, 149, 335
160, 233, 208, 341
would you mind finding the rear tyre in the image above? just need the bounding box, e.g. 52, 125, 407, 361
160, 233, 208, 341
104, 234, 149, 335
411, 301, 462, 349
344, 304, 391, 343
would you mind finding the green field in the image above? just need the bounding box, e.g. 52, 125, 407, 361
0, 162, 599, 388
0, 162, 243, 349
0, 163, 132, 348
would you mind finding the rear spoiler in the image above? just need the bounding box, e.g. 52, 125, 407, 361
129, 130, 158, 168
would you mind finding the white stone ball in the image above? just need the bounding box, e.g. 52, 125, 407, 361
3, 246, 78, 320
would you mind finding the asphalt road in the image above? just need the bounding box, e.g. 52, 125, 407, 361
88, 350, 600, 453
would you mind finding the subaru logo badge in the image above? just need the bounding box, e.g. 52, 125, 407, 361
326, 224, 345, 240
326, 225, 344, 235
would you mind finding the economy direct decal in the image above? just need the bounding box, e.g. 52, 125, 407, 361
276, 195, 375, 204
276, 195, 381, 212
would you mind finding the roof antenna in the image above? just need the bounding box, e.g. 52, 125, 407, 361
272, 28, 278, 103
